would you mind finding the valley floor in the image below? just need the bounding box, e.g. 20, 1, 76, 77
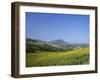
26, 48, 89, 67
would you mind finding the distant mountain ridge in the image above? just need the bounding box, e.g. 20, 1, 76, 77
26, 38, 89, 53
49, 39, 69, 45
49, 39, 73, 50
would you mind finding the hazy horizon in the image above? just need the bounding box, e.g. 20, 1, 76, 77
26, 12, 89, 44
26, 37, 89, 44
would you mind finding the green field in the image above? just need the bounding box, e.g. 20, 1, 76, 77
26, 48, 89, 67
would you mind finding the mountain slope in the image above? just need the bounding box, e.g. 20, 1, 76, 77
26, 38, 65, 53
26, 38, 89, 53
49, 39, 69, 45
49, 39, 73, 50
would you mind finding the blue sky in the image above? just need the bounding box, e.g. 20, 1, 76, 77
26, 12, 89, 43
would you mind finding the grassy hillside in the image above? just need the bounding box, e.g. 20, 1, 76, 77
26, 48, 89, 67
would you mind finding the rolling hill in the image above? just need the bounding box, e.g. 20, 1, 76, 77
26, 38, 89, 67
26, 38, 89, 53
26, 38, 65, 53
